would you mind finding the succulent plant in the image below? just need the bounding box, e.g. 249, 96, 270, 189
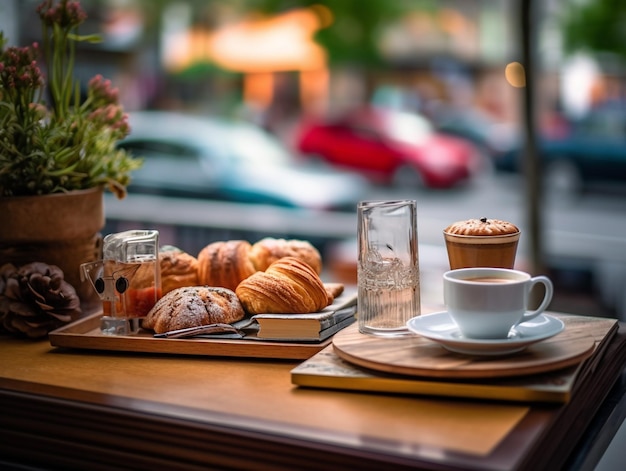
0, 0, 142, 198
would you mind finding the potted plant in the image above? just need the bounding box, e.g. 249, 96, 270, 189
0, 0, 142, 336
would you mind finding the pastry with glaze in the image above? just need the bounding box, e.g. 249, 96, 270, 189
142, 286, 245, 333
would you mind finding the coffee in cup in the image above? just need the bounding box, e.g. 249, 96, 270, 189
443, 267, 553, 339
443, 218, 520, 269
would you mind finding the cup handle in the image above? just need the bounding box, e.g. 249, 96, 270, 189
519, 276, 554, 324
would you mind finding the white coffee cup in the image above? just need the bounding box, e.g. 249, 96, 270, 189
443, 267, 554, 339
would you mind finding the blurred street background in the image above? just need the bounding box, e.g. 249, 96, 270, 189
3, 0, 626, 318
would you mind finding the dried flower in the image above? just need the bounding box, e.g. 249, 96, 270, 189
0, 262, 82, 338
37, 0, 87, 29
0, 0, 142, 198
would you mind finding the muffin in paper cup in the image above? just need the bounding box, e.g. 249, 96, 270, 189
443, 217, 520, 269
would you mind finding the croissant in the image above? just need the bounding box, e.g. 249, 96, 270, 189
159, 246, 199, 295
197, 240, 257, 291
142, 286, 245, 334
324, 282, 345, 303
236, 256, 331, 314
249, 237, 322, 274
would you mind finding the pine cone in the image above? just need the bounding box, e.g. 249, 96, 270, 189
0, 262, 82, 338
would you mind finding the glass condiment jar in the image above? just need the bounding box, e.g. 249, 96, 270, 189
81, 230, 162, 335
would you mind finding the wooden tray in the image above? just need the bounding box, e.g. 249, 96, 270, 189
332, 316, 597, 379
49, 312, 330, 360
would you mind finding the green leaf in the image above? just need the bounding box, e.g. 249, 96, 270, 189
68, 33, 102, 44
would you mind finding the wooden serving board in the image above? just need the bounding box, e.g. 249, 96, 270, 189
332, 316, 596, 379
49, 312, 330, 360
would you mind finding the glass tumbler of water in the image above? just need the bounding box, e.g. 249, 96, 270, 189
357, 200, 420, 336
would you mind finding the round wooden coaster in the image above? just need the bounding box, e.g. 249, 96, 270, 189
332, 322, 596, 379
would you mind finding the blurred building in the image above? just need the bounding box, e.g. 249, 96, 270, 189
9, 0, 622, 132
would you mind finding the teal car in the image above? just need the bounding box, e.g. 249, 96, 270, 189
496, 109, 626, 193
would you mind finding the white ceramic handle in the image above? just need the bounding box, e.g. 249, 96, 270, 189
519, 276, 554, 323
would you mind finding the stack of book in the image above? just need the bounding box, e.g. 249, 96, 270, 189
237, 292, 357, 342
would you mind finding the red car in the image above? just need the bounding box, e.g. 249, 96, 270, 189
295, 107, 483, 189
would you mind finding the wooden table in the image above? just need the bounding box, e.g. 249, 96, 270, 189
1, 329, 626, 471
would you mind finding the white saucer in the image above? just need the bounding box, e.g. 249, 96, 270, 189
406, 312, 565, 356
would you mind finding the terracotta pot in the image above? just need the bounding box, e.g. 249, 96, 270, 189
0, 187, 105, 312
